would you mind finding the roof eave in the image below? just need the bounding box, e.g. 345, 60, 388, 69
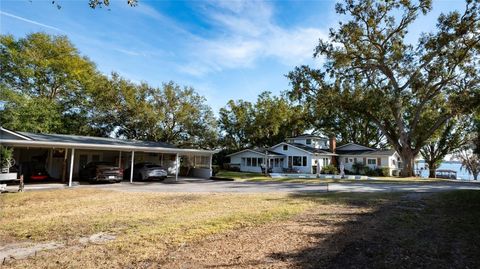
0, 139, 217, 154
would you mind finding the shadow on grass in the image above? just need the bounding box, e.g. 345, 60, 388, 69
268, 190, 480, 269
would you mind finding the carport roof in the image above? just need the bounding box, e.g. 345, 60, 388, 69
17, 131, 177, 148
0, 127, 216, 154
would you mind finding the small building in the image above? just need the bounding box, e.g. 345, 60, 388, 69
336, 143, 401, 176
227, 135, 401, 176
0, 127, 216, 186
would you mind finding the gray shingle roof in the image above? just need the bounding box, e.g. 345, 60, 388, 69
17, 131, 177, 148
336, 149, 396, 156
250, 148, 285, 156
287, 143, 334, 154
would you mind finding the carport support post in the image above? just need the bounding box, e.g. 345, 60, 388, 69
130, 151, 135, 184
175, 153, 179, 181
209, 154, 213, 177
118, 151, 122, 168
68, 148, 75, 187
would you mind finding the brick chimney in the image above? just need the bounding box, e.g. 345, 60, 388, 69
329, 136, 336, 153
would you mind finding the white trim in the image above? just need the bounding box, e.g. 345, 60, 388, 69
0, 139, 217, 155
0, 127, 32, 140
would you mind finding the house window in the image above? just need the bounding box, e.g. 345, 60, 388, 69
252, 158, 257, 167
283, 145, 288, 151
349, 158, 353, 162
246, 158, 252, 166
258, 158, 263, 166
293, 156, 302, 166
392, 159, 396, 166
306, 139, 312, 145
344, 157, 348, 163
323, 158, 329, 166
367, 158, 377, 165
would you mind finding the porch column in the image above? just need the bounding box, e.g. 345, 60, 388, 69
209, 154, 213, 177
118, 151, 122, 168
68, 148, 75, 187
316, 157, 320, 177
175, 153, 179, 181
130, 151, 135, 183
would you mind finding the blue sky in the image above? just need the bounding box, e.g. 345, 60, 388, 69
0, 0, 466, 113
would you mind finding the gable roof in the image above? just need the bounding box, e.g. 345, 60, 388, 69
335, 142, 374, 151
270, 142, 337, 156
0, 127, 33, 140
227, 148, 285, 157
286, 134, 328, 140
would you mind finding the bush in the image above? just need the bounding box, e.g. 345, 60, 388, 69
321, 164, 338, 175
212, 165, 220, 176
365, 168, 384, 177
381, 168, 391, 177
352, 162, 365, 174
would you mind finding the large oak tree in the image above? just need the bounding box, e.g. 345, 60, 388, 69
288, 0, 480, 176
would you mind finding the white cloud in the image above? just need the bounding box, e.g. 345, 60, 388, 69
179, 1, 327, 76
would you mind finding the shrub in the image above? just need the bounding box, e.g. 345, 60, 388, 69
212, 165, 220, 176
352, 162, 365, 174
381, 168, 391, 177
221, 163, 241, 172
321, 164, 338, 175
365, 168, 384, 177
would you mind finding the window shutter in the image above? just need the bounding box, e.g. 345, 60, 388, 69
363, 157, 366, 164
377, 157, 381, 166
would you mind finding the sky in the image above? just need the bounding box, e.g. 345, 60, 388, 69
0, 0, 467, 113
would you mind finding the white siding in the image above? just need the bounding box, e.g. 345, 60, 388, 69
270, 144, 313, 173
229, 151, 267, 173
339, 153, 400, 176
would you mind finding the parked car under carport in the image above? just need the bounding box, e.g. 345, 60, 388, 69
79, 162, 123, 183
124, 162, 168, 181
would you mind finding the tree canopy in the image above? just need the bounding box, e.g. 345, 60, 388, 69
219, 92, 307, 151
288, 0, 480, 176
0, 32, 217, 149
0, 33, 102, 135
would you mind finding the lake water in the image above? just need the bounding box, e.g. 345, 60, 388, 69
415, 160, 476, 180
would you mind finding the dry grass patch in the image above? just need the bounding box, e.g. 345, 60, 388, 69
0, 188, 312, 268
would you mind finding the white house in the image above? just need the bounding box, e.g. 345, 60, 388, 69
228, 135, 337, 174
227, 135, 401, 176
336, 143, 401, 176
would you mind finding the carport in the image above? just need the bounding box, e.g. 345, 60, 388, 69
0, 127, 216, 186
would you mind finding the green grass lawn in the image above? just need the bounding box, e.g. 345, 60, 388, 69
216, 170, 449, 184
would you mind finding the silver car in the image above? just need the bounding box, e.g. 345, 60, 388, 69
124, 162, 168, 181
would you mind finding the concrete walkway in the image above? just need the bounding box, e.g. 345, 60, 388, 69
3, 178, 480, 194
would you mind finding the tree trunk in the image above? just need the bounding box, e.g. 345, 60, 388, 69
429, 168, 436, 178
399, 149, 415, 177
